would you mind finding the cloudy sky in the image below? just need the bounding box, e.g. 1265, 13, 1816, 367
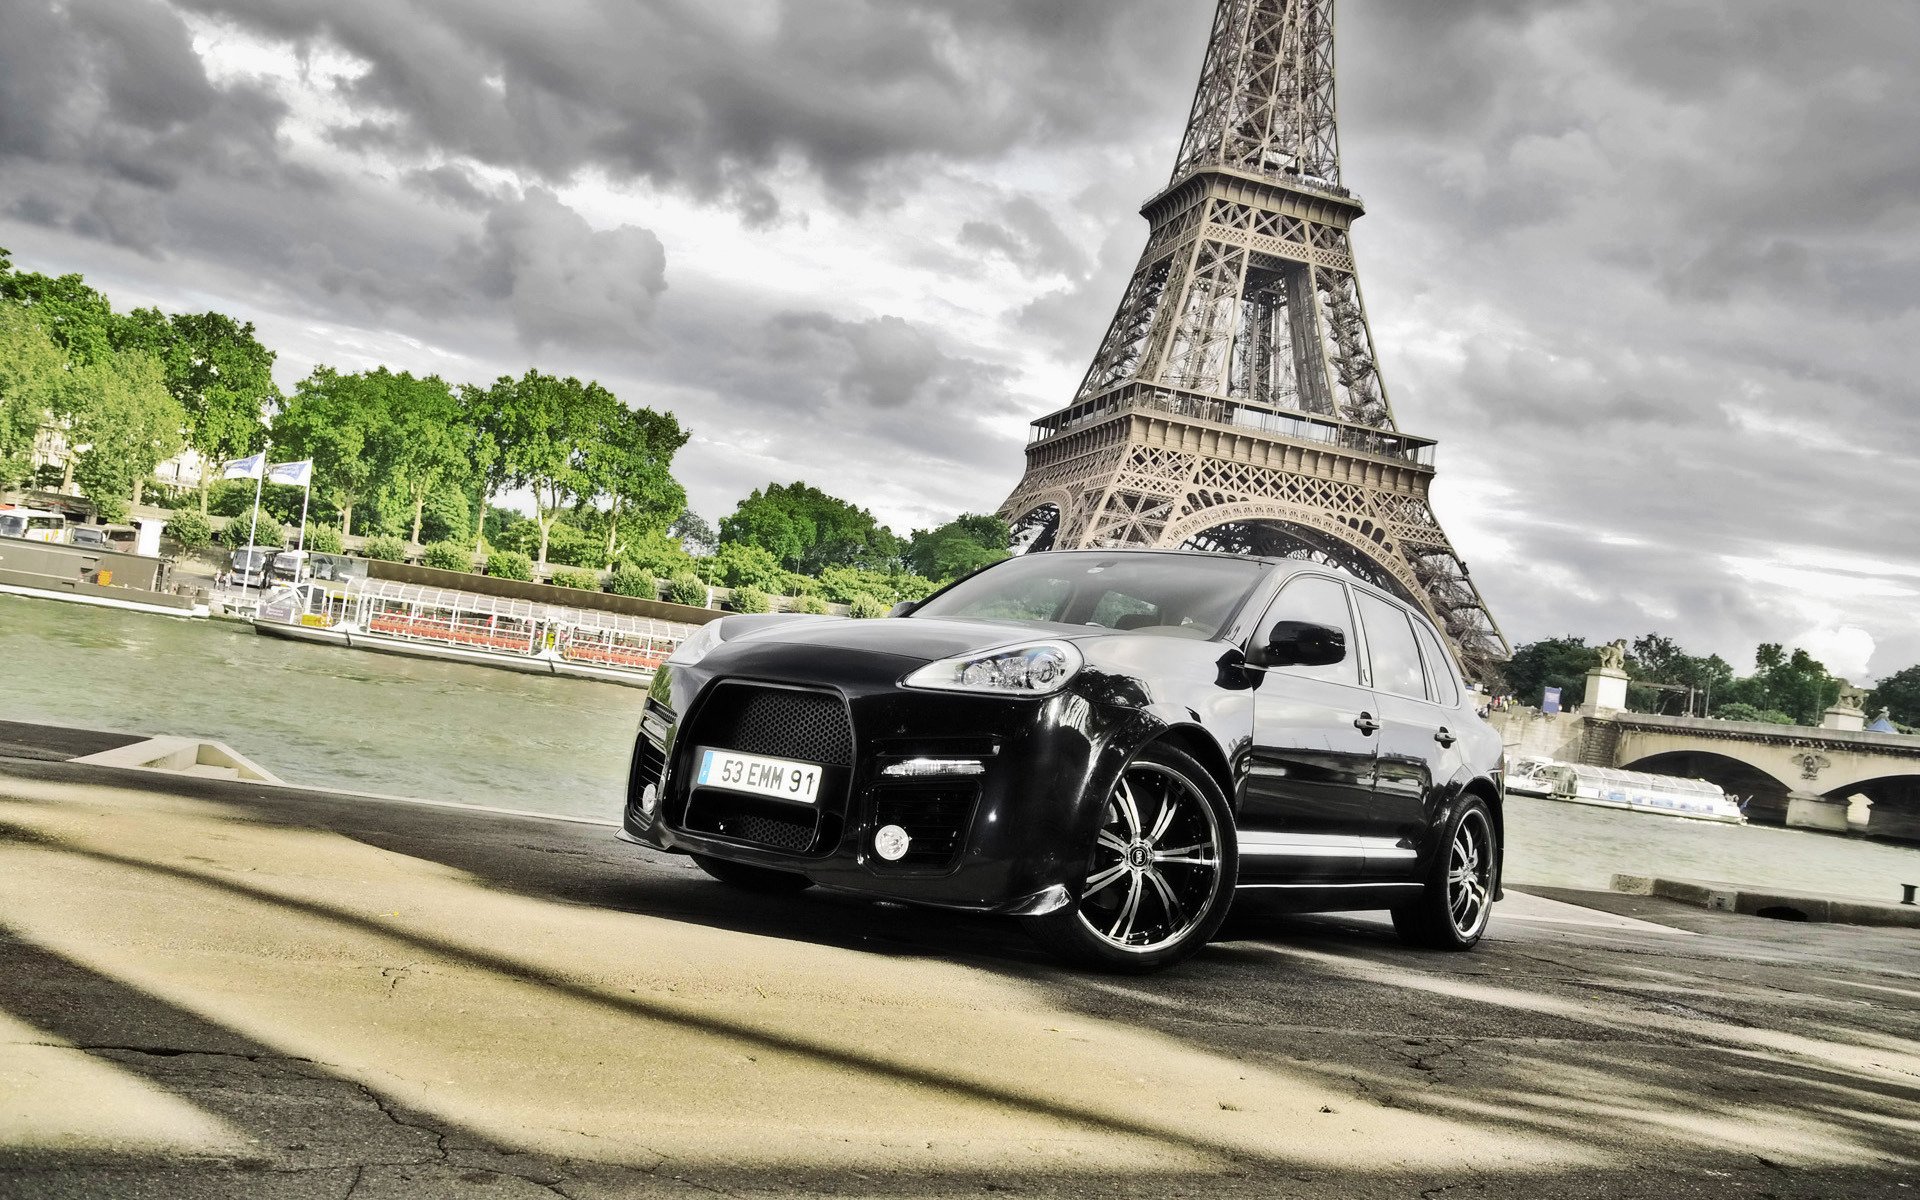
2, 0, 1917, 682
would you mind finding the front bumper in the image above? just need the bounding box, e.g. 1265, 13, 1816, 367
620, 642, 1131, 911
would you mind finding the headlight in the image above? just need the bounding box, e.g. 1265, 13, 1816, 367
667, 619, 726, 666
902, 640, 1082, 697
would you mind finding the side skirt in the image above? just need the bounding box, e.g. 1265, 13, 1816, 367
1230, 880, 1423, 913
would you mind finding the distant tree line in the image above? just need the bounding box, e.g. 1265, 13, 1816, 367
1498, 633, 1917, 731
0, 247, 1010, 608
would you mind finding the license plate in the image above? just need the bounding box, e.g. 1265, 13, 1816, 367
696, 747, 823, 805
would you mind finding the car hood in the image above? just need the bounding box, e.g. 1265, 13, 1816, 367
722, 614, 1090, 664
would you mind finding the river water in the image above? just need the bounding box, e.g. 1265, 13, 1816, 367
4, 594, 1918, 906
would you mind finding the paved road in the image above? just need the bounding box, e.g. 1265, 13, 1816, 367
0, 754, 1915, 1199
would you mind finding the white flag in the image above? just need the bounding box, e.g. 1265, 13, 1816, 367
266, 459, 313, 487
222, 453, 265, 480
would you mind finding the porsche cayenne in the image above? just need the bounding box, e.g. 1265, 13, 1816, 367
619, 549, 1504, 971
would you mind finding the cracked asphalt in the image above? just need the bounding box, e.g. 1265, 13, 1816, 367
0, 751, 1915, 1199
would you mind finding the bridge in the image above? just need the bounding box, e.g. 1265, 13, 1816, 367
1492, 708, 1920, 842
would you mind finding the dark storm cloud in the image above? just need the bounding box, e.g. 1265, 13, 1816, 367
468, 189, 668, 349
167, 0, 1200, 218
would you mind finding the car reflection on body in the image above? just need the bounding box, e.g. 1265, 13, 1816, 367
620, 549, 1505, 972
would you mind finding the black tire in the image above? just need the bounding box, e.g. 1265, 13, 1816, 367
1391, 796, 1499, 950
1022, 742, 1238, 973
690, 854, 815, 894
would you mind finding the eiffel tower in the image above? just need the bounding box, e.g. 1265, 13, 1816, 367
997, 0, 1508, 678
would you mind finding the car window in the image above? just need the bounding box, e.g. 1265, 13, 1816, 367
1412, 619, 1461, 707
913, 553, 1264, 637
1255, 575, 1359, 685
1356, 593, 1427, 700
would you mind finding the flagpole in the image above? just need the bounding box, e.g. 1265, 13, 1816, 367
242, 439, 267, 598
296, 475, 311, 581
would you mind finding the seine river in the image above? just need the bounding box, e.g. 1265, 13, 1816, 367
4, 594, 1917, 906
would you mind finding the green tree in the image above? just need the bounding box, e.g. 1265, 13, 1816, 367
586, 403, 688, 566
0, 259, 120, 366
383, 373, 473, 544
1868, 665, 1920, 728
1497, 637, 1599, 708
1624, 632, 1736, 716
272, 368, 378, 537
222, 517, 285, 550
1722, 644, 1841, 726
695, 542, 784, 590
121, 309, 278, 513
904, 513, 1009, 581
164, 509, 213, 551
720, 482, 901, 573
64, 350, 186, 519
0, 301, 69, 488
669, 509, 717, 555
304, 525, 344, 555
485, 371, 614, 569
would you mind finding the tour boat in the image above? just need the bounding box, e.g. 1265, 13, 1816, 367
252, 577, 694, 688
1508, 757, 1746, 824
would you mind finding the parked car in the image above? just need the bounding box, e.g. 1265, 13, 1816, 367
267, 549, 309, 585
619, 549, 1505, 971
228, 547, 272, 588
68, 525, 111, 548
0, 507, 67, 543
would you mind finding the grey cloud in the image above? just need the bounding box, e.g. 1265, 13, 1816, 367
959, 195, 1088, 278
469, 189, 667, 349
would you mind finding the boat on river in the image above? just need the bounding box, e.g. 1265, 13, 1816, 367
1508, 757, 1746, 824
252, 577, 695, 688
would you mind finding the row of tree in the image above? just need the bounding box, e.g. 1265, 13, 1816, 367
0, 248, 1012, 595
1498, 633, 1920, 731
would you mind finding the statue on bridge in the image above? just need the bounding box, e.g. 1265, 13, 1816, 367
1597, 639, 1628, 673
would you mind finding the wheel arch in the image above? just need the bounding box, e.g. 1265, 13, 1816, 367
1458, 774, 1505, 897
1140, 723, 1237, 811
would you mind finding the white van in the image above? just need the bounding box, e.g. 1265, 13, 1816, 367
0, 508, 67, 543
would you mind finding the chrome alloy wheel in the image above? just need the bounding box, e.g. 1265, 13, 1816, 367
1447, 808, 1494, 939
1075, 761, 1223, 954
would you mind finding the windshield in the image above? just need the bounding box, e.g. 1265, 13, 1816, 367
911, 552, 1265, 639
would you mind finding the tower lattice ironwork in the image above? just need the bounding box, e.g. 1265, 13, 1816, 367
997, 0, 1508, 678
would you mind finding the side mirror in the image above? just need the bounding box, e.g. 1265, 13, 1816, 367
1254, 620, 1346, 668
886, 601, 918, 619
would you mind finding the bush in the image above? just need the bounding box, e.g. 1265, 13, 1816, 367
304, 525, 344, 555
551, 568, 602, 591
165, 509, 213, 551
221, 517, 285, 551
730, 585, 769, 613
848, 594, 890, 620
609, 566, 659, 598
699, 542, 784, 590
793, 594, 830, 615
362, 535, 407, 562
422, 540, 473, 571
486, 551, 535, 582
665, 573, 708, 607
779, 571, 822, 597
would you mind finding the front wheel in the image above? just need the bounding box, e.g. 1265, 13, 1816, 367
1391, 797, 1499, 950
1022, 743, 1238, 973
690, 854, 815, 894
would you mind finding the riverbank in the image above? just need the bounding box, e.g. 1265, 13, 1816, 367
2, 751, 1915, 1198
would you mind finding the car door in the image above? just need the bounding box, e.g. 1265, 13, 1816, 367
1351, 592, 1451, 878
1240, 573, 1378, 882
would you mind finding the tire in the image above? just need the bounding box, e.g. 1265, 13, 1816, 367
1023, 742, 1238, 973
1391, 796, 1499, 950
690, 854, 815, 894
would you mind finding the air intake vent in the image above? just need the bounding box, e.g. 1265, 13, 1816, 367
870, 786, 978, 870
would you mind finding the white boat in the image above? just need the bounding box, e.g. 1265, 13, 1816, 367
252, 577, 696, 688
1508, 758, 1746, 824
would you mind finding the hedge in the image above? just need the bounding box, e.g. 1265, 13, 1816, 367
485, 551, 535, 582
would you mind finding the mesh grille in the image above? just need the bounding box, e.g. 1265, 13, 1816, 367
684, 791, 818, 853
871, 787, 978, 869
628, 732, 665, 811
695, 684, 853, 766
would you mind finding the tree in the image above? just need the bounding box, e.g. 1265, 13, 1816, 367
0, 301, 69, 488
481, 370, 613, 568
1868, 665, 1920, 728
381, 372, 472, 543
720, 481, 901, 573
1496, 637, 1599, 708
65, 350, 186, 520
271, 367, 387, 537
121, 309, 278, 513
669, 510, 717, 556
1624, 632, 1736, 716
0, 260, 120, 366
585, 403, 688, 566
1720, 644, 1840, 726
904, 513, 1009, 581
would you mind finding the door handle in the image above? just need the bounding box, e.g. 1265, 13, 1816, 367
1435, 727, 1457, 747
1353, 713, 1380, 735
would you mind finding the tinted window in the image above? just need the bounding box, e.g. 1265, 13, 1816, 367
1256, 575, 1358, 685
913, 553, 1264, 638
1357, 593, 1427, 699
1413, 619, 1461, 707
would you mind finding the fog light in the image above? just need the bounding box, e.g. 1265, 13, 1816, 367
880, 757, 985, 778
873, 824, 912, 862
640, 783, 658, 815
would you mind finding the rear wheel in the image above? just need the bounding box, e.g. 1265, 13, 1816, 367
690, 854, 815, 894
1391, 797, 1498, 950
1023, 743, 1238, 972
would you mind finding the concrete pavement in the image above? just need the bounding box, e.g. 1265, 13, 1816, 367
0, 753, 1915, 1198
